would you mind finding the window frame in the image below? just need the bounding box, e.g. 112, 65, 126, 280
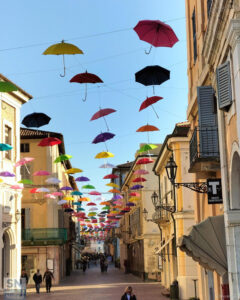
3, 121, 13, 160
192, 8, 197, 63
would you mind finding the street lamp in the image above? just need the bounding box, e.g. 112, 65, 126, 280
15, 209, 21, 222
151, 191, 159, 207
165, 156, 177, 184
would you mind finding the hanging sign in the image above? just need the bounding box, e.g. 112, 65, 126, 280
207, 179, 223, 204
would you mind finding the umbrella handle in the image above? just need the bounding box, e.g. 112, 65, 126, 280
60, 55, 66, 77
145, 45, 153, 55
151, 105, 159, 119
82, 83, 87, 102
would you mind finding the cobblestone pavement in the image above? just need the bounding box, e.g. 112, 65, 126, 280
25, 264, 168, 300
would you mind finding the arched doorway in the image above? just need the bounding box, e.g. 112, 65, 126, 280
231, 152, 240, 209
2, 231, 11, 286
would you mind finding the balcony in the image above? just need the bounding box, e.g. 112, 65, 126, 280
152, 208, 172, 225
22, 228, 68, 246
189, 127, 220, 173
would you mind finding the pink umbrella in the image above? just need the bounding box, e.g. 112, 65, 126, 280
90, 108, 116, 131
33, 170, 51, 176
15, 157, 34, 174
89, 191, 101, 196
134, 169, 149, 175
52, 192, 64, 196
45, 194, 56, 199
11, 185, 23, 190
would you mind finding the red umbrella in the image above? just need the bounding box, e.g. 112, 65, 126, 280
133, 177, 147, 183
89, 191, 101, 196
134, 20, 179, 54
87, 202, 96, 206
136, 158, 154, 165
129, 192, 140, 197
38, 137, 62, 147
139, 96, 163, 118
103, 174, 119, 179
90, 108, 116, 131
70, 71, 103, 102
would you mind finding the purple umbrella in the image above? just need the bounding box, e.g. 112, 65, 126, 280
92, 132, 115, 144
60, 186, 73, 191
126, 202, 135, 207
75, 176, 90, 182
130, 185, 144, 190
0, 171, 15, 177
112, 194, 123, 200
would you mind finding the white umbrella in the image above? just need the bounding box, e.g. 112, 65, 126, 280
36, 187, 50, 193
58, 199, 67, 205
45, 177, 61, 184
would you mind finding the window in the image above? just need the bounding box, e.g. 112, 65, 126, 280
21, 143, 30, 153
192, 8, 197, 62
207, 0, 213, 17
4, 125, 12, 159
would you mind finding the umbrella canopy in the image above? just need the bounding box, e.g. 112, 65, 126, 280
63, 196, 74, 201
18, 179, 33, 185
126, 202, 135, 207
89, 191, 101, 196
136, 158, 154, 165
0, 81, 18, 92
54, 154, 72, 163
11, 185, 23, 190
106, 183, 120, 188
38, 137, 62, 147
135, 65, 170, 88
112, 194, 123, 200
65, 168, 82, 174
33, 170, 50, 176
22, 113, 51, 128
129, 192, 140, 197
108, 189, 121, 194
138, 144, 158, 153
100, 201, 110, 205
36, 187, 50, 193
52, 192, 63, 196
30, 188, 40, 194
92, 132, 115, 144
103, 174, 119, 179
82, 184, 95, 189
71, 191, 83, 196
45, 177, 61, 184
102, 206, 110, 210
95, 151, 114, 159
139, 96, 163, 111
81, 197, 90, 202
45, 194, 56, 199
130, 185, 144, 190
60, 186, 73, 191
137, 125, 159, 132
0, 171, 15, 177
89, 207, 98, 211
100, 163, 116, 169
129, 197, 140, 202
133, 177, 147, 183
87, 202, 97, 206
90, 108, 116, 121
75, 176, 90, 182
95, 196, 105, 201
15, 157, 34, 167
0, 143, 12, 151
134, 169, 149, 175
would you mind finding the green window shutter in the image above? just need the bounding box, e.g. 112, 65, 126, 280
216, 61, 232, 111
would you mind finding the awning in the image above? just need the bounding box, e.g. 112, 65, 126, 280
155, 236, 174, 254
178, 215, 227, 276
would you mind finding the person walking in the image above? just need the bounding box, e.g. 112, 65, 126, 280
20, 269, 28, 297
43, 268, 54, 293
33, 269, 42, 294
121, 286, 137, 300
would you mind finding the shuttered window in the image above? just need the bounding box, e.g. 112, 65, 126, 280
197, 86, 219, 157
216, 61, 232, 111
192, 9, 197, 62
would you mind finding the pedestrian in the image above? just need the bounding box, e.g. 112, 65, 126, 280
104, 259, 108, 272
43, 268, 54, 293
100, 257, 105, 273
121, 286, 137, 300
20, 269, 28, 297
33, 269, 42, 294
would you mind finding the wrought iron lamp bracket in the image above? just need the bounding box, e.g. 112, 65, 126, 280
174, 182, 207, 193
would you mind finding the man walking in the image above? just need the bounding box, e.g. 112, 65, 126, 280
43, 268, 54, 293
33, 269, 42, 294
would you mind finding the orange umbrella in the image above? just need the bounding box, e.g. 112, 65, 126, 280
100, 201, 110, 205
80, 197, 90, 202
136, 124, 159, 132
108, 189, 121, 194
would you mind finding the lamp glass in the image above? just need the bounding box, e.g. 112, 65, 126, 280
165, 156, 177, 182
151, 191, 159, 206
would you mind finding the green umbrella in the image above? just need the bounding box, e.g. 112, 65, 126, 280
18, 179, 33, 185
0, 82, 18, 92
54, 154, 72, 163
138, 144, 158, 153
102, 206, 110, 210
82, 184, 95, 189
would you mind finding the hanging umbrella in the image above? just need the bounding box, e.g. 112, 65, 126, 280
92, 132, 115, 144
70, 71, 103, 102
65, 168, 83, 174
135, 65, 170, 93
71, 191, 83, 196
134, 169, 149, 175
133, 177, 147, 183
0, 171, 15, 177
22, 113, 51, 128
87, 202, 96, 206
65, 208, 74, 213
103, 174, 119, 179
36, 187, 50, 193
100, 163, 116, 169
102, 206, 110, 210
60, 186, 73, 191
33, 170, 50, 176
89, 191, 101, 196
54, 154, 72, 163
129, 197, 140, 202
137, 125, 159, 132
130, 185, 144, 190
38, 137, 62, 147
11, 185, 23, 190
80, 197, 90, 202
136, 158, 154, 165
126, 202, 135, 207
134, 20, 179, 54
0, 81, 18, 92
73, 202, 82, 206
89, 207, 98, 211
106, 183, 120, 188
108, 189, 121, 194
129, 192, 140, 197
139, 96, 163, 118
100, 201, 110, 205
82, 184, 95, 189
30, 188, 40, 194
75, 176, 90, 182
45, 177, 61, 184
112, 194, 123, 200
95, 196, 105, 201
15, 157, 34, 174
0, 143, 12, 151
138, 144, 158, 153
43, 40, 83, 77
18, 179, 33, 185
63, 196, 74, 201
52, 191, 64, 196
95, 151, 114, 159
45, 194, 56, 199
90, 108, 116, 131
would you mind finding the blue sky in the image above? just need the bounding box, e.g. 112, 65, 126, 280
0, 0, 187, 200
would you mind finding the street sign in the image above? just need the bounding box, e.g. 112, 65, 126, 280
207, 179, 223, 204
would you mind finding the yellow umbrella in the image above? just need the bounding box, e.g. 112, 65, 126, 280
43, 40, 83, 77
106, 182, 120, 188
0, 178, 3, 183
63, 196, 74, 201
95, 151, 114, 159
65, 168, 83, 174
129, 197, 140, 202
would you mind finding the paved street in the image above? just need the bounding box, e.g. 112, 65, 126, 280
26, 265, 168, 300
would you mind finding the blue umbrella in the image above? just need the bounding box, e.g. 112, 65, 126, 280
0, 143, 12, 151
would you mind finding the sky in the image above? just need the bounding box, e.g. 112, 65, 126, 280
0, 0, 188, 204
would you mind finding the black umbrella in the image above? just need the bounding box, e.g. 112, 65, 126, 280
22, 113, 51, 128
135, 65, 170, 91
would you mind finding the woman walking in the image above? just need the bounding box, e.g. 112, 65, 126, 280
121, 286, 137, 300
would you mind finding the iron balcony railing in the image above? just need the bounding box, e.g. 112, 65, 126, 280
189, 126, 219, 165
152, 208, 172, 224
22, 228, 68, 243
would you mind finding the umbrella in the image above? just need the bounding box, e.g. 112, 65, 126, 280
65, 168, 82, 174
133, 177, 147, 183
63, 196, 74, 201
90, 108, 116, 131
103, 174, 119, 179
38, 137, 62, 147
92, 132, 115, 144
137, 125, 159, 132
33, 170, 50, 176
0, 143, 12, 151
135, 65, 170, 93
22, 113, 51, 128
15, 157, 34, 174
73, 202, 82, 206
70, 71, 103, 101
60, 186, 73, 191
129, 192, 140, 197
75, 176, 90, 182
52, 192, 63, 196
87, 202, 96, 206
139, 96, 163, 118
89, 191, 101, 196
106, 183, 120, 188
129, 197, 140, 202
0, 81, 18, 92
126, 202, 135, 207
100, 201, 110, 205
45, 177, 61, 184
81, 197, 90, 202
89, 207, 98, 211
134, 169, 149, 175
11, 185, 23, 190
30, 188, 40, 194
0, 171, 15, 177
100, 163, 116, 169
136, 158, 154, 165
18, 179, 33, 185
82, 184, 95, 189
112, 194, 123, 200
130, 185, 144, 190
95, 196, 105, 201
95, 152, 114, 159
138, 144, 158, 153
134, 20, 179, 53
45, 194, 56, 199
108, 189, 121, 194
71, 191, 83, 196
54, 154, 72, 163
102, 206, 110, 210
43, 40, 83, 77
65, 208, 74, 213
36, 187, 50, 193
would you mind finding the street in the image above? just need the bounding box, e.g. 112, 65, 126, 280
26, 265, 168, 300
